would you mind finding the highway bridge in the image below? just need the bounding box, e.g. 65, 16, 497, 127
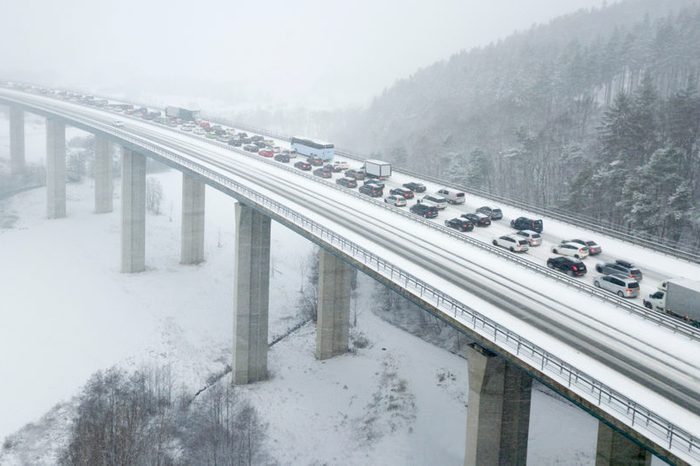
1, 84, 699, 465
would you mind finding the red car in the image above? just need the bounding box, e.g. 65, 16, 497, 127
259, 149, 274, 157
294, 161, 312, 171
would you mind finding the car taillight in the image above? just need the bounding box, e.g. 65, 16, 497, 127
572, 266, 578, 271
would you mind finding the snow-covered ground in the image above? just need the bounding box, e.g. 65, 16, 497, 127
0, 107, 669, 466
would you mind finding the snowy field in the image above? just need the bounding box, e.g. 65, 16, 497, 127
0, 116, 668, 465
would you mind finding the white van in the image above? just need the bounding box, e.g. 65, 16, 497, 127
418, 194, 448, 210
436, 188, 466, 204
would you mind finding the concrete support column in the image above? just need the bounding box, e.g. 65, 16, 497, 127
595, 422, 652, 466
180, 174, 205, 264
232, 202, 271, 384
464, 344, 532, 466
46, 118, 66, 219
316, 250, 352, 360
94, 135, 113, 213
121, 149, 146, 273
10, 106, 25, 175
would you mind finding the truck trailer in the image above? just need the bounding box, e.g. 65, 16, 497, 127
364, 160, 392, 179
643, 278, 700, 327
165, 106, 200, 122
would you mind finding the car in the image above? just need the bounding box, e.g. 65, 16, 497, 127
477, 206, 503, 220
546, 257, 587, 277
259, 149, 274, 157
551, 242, 589, 259
564, 239, 602, 255
389, 187, 414, 199
112, 120, 124, 127
595, 260, 643, 281
363, 179, 385, 190
403, 182, 427, 192
333, 160, 350, 171
436, 188, 466, 204
594, 274, 640, 298
243, 144, 259, 153
510, 217, 543, 233
274, 154, 290, 163
227, 138, 240, 146
359, 184, 383, 197
313, 168, 332, 178
444, 218, 474, 232
324, 163, 343, 173
462, 212, 491, 227
384, 195, 407, 207
515, 230, 542, 246
251, 135, 264, 142
193, 128, 205, 136
345, 169, 366, 180
492, 235, 529, 252
417, 194, 448, 210
181, 125, 193, 132
294, 161, 312, 171
206, 132, 217, 139
336, 177, 357, 188
410, 203, 438, 218
308, 156, 325, 166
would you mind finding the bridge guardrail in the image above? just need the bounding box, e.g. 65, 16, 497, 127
6, 92, 699, 464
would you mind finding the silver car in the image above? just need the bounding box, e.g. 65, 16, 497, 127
594, 274, 640, 298
515, 230, 542, 247
384, 195, 407, 207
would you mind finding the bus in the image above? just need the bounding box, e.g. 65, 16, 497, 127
290, 136, 335, 161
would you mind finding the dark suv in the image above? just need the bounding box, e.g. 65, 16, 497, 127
547, 257, 587, 277
359, 184, 383, 197
410, 203, 438, 218
510, 216, 543, 233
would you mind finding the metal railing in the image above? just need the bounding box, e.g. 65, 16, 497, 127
5, 92, 700, 464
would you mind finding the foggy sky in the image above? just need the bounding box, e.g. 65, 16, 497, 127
1, 0, 608, 108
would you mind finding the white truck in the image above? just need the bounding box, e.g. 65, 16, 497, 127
643, 278, 700, 327
364, 160, 392, 179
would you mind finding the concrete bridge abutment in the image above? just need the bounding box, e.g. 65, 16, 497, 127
596, 422, 652, 466
94, 135, 113, 213
10, 106, 25, 175
120, 149, 146, 273
46, 118, 66, 219
180, 174, 205, 265
232, 202, 271, 385
316, 249, 352, 360
464, 344, 532, 466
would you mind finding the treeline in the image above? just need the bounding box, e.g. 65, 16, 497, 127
59, 367, 270, 466
327, 0, 700, 247
568, 77, 699, 243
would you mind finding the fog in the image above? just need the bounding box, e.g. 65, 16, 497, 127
0, 0, 608, 108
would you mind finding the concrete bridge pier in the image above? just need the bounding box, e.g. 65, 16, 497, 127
46, 118, 66, 219
464, 344, 532, 466
596, 422, 651, 466
121, 149, 146, 273
232, 202, 271, 384
10, 106, 25, 175
180, 174, 205, 264
94, 135, 113, 213
316, 250, 352, 360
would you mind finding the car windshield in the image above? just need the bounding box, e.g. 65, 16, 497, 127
532, 234, 540, 238
627, 282, 640, 289
630, 269, 641, 275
